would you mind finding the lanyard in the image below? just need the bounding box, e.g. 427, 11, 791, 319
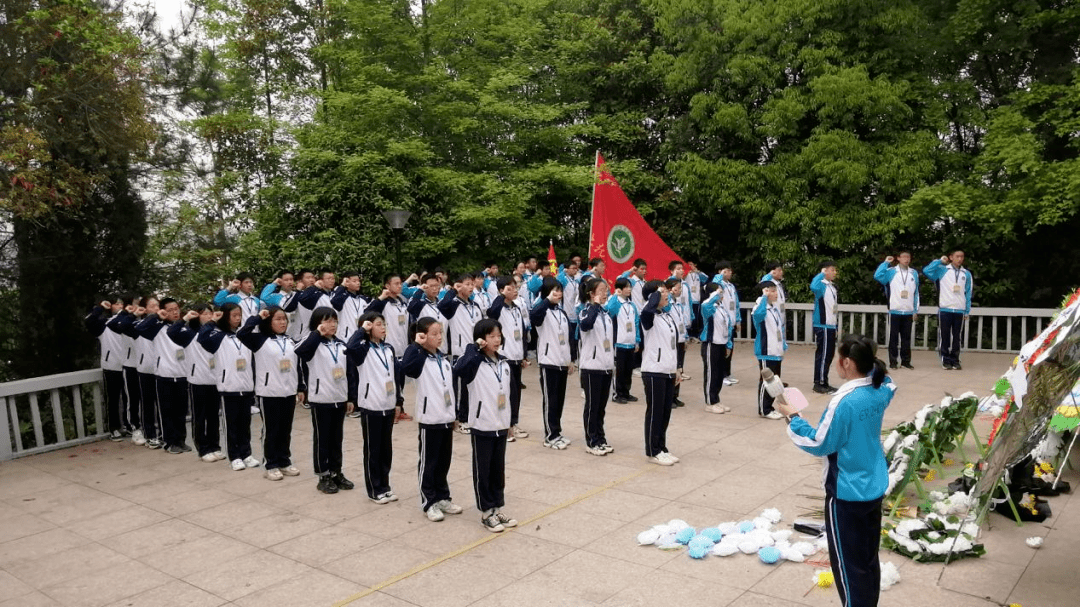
952, 267, 962, 284
370, 342, 390, 372
274, 336, 289, 355
228, 334, 242, 352
489, 358, 504, 384
658, 312, 675, 334
242, 297, 256, 315
434, 351, 447, 381
898, 269, 909, 288
322, 340, 341, 364
350, 295, 363, 316
769, 306, 783, 330
461, 298, 478, 320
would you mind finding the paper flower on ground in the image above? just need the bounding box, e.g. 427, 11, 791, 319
813, 570, 834, 587
1025, 537, 1043, 548
717, 521, 738, 535
792, 541, 817, 556
675, 527, 696, 544
700, 527, 723, 543
688, 534, 716, 550
761, 508, 782, 523
753, 516, 772, 529
738, 520, 756, 533
637, 529, 660, 545
771, 529, 793, 543
668, 519, 690, 531
780, 547, 805, 562
738, 539, 759, 554
758, 546, 781, 564
880, 561, 901, 590
688, 541, 711, 559
712, 542, 739, 557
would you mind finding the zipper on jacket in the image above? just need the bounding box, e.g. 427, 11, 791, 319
656, 348, 661, 362
423, 397, 428, 414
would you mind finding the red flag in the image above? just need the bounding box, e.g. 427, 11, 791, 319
547, 240, 558, 274
589, 153, 685, 281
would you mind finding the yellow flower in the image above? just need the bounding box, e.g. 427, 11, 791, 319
814, 571, 834, 588
1009, 603, 1022, 607
924, 469, 937, 481
1039, 462, 1053, 473
944, 458, 954, 465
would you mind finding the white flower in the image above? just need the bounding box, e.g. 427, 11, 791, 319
880, 561, 901, 590
989, 405, 1004, 417
637, 529, 660, 545
929, 491, 947, 502
958, 391, 977, 400
717, 521, 738, 535
753, 516, 772, 530
1026, 537, 1043, 548
792, 541, 817, 556
883, 430, 900, 453
782, 548, 805, 562
887, 530, 921, 553
940, 396, 953, 409
926, 531, 941, 541
712, 542, 739, 557
738, 539, 759, 554
667, 519, 690, 531
771, 529, 793, 543
761, 508, 783, 524
896, 519, 926, 536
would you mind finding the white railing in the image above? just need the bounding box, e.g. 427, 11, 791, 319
733, 303, 1056, 354
0, 369, 105, 461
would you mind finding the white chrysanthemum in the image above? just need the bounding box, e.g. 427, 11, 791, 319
958, 391, 977, 400
896, 519, 926, 536
657, 532, 678, 546
887, 530, 921, 553
1026, 536, 1043, 548
667, 519, 690, 531
738, 539, 759, 554
880, 561, 901, 589
753, 516, 772, 530
883, 430, 900, 453
989, 405, 1004, 417
782, 548, 805, 562
717, 521, 738, 535
771, 529, 793, 543
712, 542, 739, 557
792, 541, 817, 556
926, 531, 942, 541
940, 396, 953, 409
960, 522, 981, 538
637, 529, 660, 545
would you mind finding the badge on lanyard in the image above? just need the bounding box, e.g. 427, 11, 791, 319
175, 349, 185, 361
952, 285, 961, 293
332, 366, 344, 381
558, 333, 567, 345
513, 329, 521, 341
728, 300, 735, 311
497, 393, 507, 410
625, 322, 632, 333
235, 358, 247, 371
398, 314, 406, 326
900, 290, 909, 299
385, 380, 395, 396
279, 359, 292, 373
444, 391, 453, 407
208, 358, 216, 370
603, 339, 612, 351
775, 329, 783, 343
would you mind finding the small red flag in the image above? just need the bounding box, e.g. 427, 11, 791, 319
547, 241, 558, 274
589, 153, 684, 281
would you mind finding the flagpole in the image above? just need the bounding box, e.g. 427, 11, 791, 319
588, 149, 600, 262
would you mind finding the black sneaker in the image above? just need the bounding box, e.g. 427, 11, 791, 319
109, 430, 124, 442
165, 444, 184, 455
812, 384, 830, 394
673, 398, 685, 408
177, 443, 192, 453
901, 363, 915, 370
824, 384, 839, 394
952, 363, 962, 371
317, 475, 339, 494
626, 395, 639, 402
889, 362, 899, 370
332, 472, 355, 491
612, 396, 629, 404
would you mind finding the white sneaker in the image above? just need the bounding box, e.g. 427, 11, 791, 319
426, 505, 445, 522
482, 511, 505, 533
600, 443, 614, 454
231, 459, 246, 471
435, 500, 463, 515
680, 373, 692, 381
494, 510, 517, 528
511, 425, 528, 439
557, 436, 571, 447
704, 404, 726, 414
281, 466, 300, 476
649, 453, 675, 466
250, 405, 260, 415
265, 468, 284, 481
212, 451, 226, 461
243, 456, 261, 468
455, 422, 471, 435
662, 451, 680, 463
131, 430, 146, 446
543, 437, 568, 450
765, 411, 784, 420
632, 369, 642, 378
723, 377, 739, 386
585, 445, 607, 456
371, 492, 397, 505
200, 453, 217, 462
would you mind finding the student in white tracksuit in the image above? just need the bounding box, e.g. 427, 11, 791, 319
347, 312, 400, 504
530, 277, 574, 450
197, 303, 258, 470
168, 305, 222, 462
577, 278, 615, 456
401, 317, 464, 522
639, 281, 681, 466
454, 319, 519, 533
237, 307, 302, 481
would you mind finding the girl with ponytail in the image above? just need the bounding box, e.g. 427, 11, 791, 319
776, 333, 894, 607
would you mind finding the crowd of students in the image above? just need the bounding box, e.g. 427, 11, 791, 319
84, 248, 973, 530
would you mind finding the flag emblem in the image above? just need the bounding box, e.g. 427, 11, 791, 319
607, 224, 635, 263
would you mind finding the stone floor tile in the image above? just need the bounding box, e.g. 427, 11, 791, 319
232, 569, 365, 607
519, 550, 654, 604
182, 550, 310, 602
267, 524, 382, 568
101, 579, 227, 607
40, 560, 172, 607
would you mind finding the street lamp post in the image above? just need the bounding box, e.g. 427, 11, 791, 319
382, 209, 411, 275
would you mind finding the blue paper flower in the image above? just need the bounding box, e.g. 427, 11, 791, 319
738, 521, 756, 533
688, 543, 710, 559
700, 527, 723, 542
688, 535, 716, 551
758, 546, 781, 564
675, 527, 696, 545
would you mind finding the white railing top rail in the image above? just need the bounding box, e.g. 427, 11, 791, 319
1, 368, 104, 462
0, 369, 105, 398
738, 302, 1056, 317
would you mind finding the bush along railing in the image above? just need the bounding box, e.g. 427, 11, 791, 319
0, 369, 106, 461
734, 303, 1056, 354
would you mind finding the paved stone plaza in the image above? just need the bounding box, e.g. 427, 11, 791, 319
0, 345, 1075, 606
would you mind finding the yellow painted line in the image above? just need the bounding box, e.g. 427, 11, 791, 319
332, 464, 651, 606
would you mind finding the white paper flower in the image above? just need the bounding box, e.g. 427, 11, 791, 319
637, 529, 660, 545
668, 519, 690, 531
738, 539, 759, 554
880, 561, 901, 589
883, 430, 900, 453
792, 541, 817, 556
1026, 537, 1043, 548
761, 508, 782, 523
712, 542, 739, 557
781, 548, 805, 562
771, 529, 793, 543
717, 521, 738, 535
753, 516, 772, 530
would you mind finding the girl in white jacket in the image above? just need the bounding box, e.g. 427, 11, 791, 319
454, 319, 518, 533
346, 312, 400, 504
197, 303, 258, 471
401, 318, 463, 522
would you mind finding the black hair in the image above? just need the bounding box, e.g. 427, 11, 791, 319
539, 276, 562, 300
632, 258, 647, 268
641, 279, 664, 300
139, 295, 158, 307
524, 256, 537, 263
235, 272, 253, 283
614, 277, 630, 290
757, 281, 777, 294
258, 306, 288, 335
276, 269, 294, 279
765, 262, 782, 273
819, 259, 837, 270
358, 311, 384, 331
187, 303, 211, 330
578, 277, 602, 304
120, 293, 139, 306
565, 258, 580, 269
297, 268, 314, 278
308, 306, 338, 331
485, 261, 500, 269
317, 268, 333, 277
703, 282, 720, 296
668, 260, 683, 272
414, 317, 440, 335
663, 277, 680, 290
589, 257, 603, 268
341, 270, 360, 280
454, 273, 472, 285
473, 318, 503, 342
433, 266, 446, 275
382, 273, 402, 286
716, 260, 732, 272
496, 276, 515, 291
420, 273, 439, 285
949, 248, 965, 256
470, 271, 485, 282
837, 334, 888, 389
159, 297, 178, 309
217, 302, 241, 332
